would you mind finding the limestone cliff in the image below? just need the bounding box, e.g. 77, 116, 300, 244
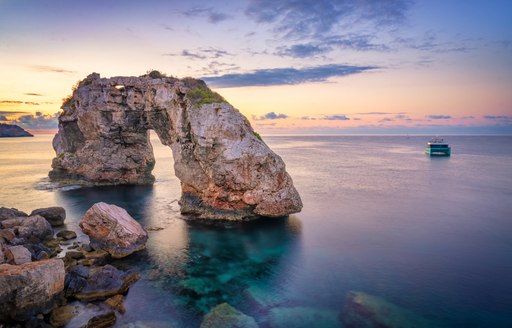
50, 73, 302, 220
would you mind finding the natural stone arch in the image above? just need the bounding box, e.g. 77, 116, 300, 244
50, 73, 302, 220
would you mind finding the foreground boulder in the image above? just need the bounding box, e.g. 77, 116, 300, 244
341, 291, 437, 328
49, 73, 302, 220
200, 303, 258, 328
0, 258, 65, 321
80, 202, 148, 258
30, 206, 66, 226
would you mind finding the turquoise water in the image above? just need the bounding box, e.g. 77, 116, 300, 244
1, 135, 512, 327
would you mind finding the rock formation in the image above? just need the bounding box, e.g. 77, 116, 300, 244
79, 202, 148, 258
50, 72, 302, 220
0, 123, 33, 137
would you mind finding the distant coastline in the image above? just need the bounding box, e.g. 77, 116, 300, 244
0, 123, 33, 138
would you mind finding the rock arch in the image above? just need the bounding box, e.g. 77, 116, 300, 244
50, 73, 302, 220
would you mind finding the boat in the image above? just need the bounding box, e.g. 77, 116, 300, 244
425, 137, 451, 156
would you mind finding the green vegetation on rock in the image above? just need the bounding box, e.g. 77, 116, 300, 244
253, 131, 262, 141
183, 77, 226, 106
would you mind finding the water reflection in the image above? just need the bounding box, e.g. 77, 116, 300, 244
174, 216, 302, 314
55, 184, 303, 326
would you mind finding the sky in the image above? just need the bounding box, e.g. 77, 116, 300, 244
1, 0, 511, 134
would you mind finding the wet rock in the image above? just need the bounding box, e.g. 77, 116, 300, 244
30, 207, 66, 227
66, 250, 85, 260
70, 264, 140, 301
119, 321, 177, 328
79, 202, 148, 258
0, 207, 28, 221
267, 306, 339, 328
64, 265, 89, 297
80, 249, 110, 266
0, 228, 16, 241
49, 73, 302, 220
104, 294, 126, 314
37, 250, 50, 260
200, 303, 258, 328
57, 229, 77, 240
341, 291, 437, 328
0, 258, 65, 321
83, 311, 116, 328
50, 304, 80, 327
5, 245, 32, 264
2, 215, 53, 242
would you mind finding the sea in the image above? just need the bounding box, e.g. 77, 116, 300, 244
1, 134, 511, 327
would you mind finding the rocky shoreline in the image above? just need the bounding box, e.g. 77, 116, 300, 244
0, 204, 144, 327
1, 204, 441, 328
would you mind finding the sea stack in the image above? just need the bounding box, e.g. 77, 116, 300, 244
49, 72, 302, 220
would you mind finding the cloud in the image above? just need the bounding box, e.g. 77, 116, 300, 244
254, 112, 289, 120
163, 47, 233, 60
0, 100, 45, 106
379, 117, 394, 122
356, 111, 394, 115
202, 64, 377, 88
395, 114, 412, 120
483, 115, 512, 120
11, 113, 58, 129
245, 0, 411, 39
0, 111, 27, 115
322, 115, 350, 121
276, 44, 330, 58
200, 61, 240, 76
30, 65, 75, 74
161, 24, 173, 31
427, 115, 452, 119
183, 7, 231, 24
24, 93, 44, 96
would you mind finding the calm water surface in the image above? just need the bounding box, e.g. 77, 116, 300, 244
1, 135, 511, 327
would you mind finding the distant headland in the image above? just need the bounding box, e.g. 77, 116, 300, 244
0, 123, 33, 138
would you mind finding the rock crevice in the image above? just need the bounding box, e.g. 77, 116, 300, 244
50, 73, 302, 220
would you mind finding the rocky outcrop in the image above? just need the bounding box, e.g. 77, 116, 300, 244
50, 73, 302, 220
31, 206, 66, 226
341, 291, 437, 328
0, 123, 33, 137
0, 258, 65, 321
79, 202, 148, 258
200, 303, 258, 328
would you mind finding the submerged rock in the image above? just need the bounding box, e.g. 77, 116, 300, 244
200, 303, 258, 328
0, 123, 33, 137
79, 202, 148, 258
30, 206, 66, 227
0, 258, 65, 321
49, 73, 302, 220
341, 291, 437, 328
267, 306, 339, 328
